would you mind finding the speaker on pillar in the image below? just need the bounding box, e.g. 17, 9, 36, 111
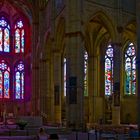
54, 85, 60, 105
114, 82, 120, 92
69, 76, 77, 104
113, 82, 120, 106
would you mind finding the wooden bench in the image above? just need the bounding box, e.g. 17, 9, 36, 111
126, 138, 140, 140
0, 135, 37, 140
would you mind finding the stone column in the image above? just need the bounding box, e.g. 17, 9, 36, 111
40, 56, 55, 123
40, 58, 48, 122
88, 55, 101, 124
44, 59, 52, 122
53, 52, 62, 124
112, 43, 122, 125
50, 55, 55, 123
93, 55, 101, 123
88, 56, 94, 123
39, 7, 48, 119
65, 0, 84, 129
65, 34, 84, 129
136, 0, 140, 135
31, 21, 39, 116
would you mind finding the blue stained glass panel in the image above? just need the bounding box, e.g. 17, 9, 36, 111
0, 60, 10, 99
4, 28, 10, 52
0, 71, 2, 98
17, 21, 23, 28
18, 63, 24, 71
15, 20, 24, 53
21, 73, 24, 99
4, 71, 10, 98
125, 43, 136, 95
0, 28, 2, 51
0, 17, 10, 52
15, 72, 20, 99
84, 51, 88, 96
105, 45, 113, 96
15, 29, 20, 53
15, 62, 24, 99
0, 19, 7, 27
21, 29, 24, 53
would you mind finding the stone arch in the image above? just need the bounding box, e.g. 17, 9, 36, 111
43, 31, 52, 60
84, 11, 116, 56
6, 0, 33, 24
55, 17, 65, 53
122, 20, 136, 47
84, 11, 117, 123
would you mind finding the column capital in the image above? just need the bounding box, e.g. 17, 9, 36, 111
65, 31, 84, 40
111, 42, 122, 47
116, 26, 124, 34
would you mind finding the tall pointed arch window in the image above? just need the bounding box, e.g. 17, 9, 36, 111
0, 3, 31, 105
15, 20, 25, 53
0, 17, 10, 52
64, 58, 66, 96
0, 60, 10, 99
124, 43, 136, 95
15, 61, 24, 99
84, 51, 88, 96
105, 45, 113, 96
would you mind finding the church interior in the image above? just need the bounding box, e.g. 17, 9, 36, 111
0, 0, 139, 139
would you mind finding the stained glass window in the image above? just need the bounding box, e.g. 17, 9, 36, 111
0, 17, 10, 52
64, 58, 66, 96
84, 51, 88, 96
15, 61, 24, 99
0, 15, 28, 101
0, 60, 10, 98
105, 45, 113, 96
15, 20, 25, 53
124, 43, 136, 95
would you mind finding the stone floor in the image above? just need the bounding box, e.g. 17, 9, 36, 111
0, 125, 138, 140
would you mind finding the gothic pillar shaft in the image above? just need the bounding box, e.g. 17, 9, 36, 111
53, 52, 62, 124
136, 0, 140, 134
66, 35, 84, 129
65, 0, 84, 129
39, 8, 48, 118
32, 22, 39, 115
112, 43, 121, 125
40, 59, 47, 120
88, 56, 94, 123
88, 55, 101, 123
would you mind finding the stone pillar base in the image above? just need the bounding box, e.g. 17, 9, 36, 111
112, 106, 120, 125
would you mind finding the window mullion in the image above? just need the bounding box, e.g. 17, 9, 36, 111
130, 58, 132, 94
20, 72, 22, 99
2, 72, 4, 98
2, 28, 4, 52
20, 29, 21, 53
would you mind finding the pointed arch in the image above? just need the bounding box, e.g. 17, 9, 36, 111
0, 16, 10, 52
123, 20, 136, 45
124, 42, 136, 95
89, 11, 116, 41
84, 11, 116, 56
105, 45, 114, 96
14, 61, 24, 99
0, 60, 10, 99
55, 17, 65, 53
84, 50, 88, 96
14, 20, 25, 53
44, 31, 51, 60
